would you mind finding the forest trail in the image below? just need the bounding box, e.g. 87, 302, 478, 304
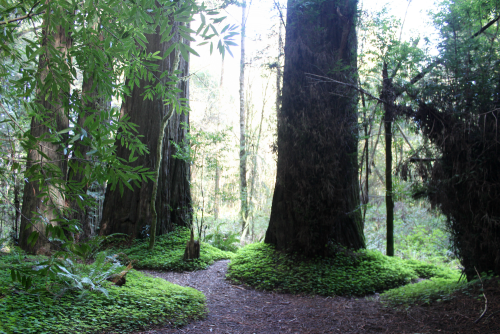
134, 260, 500, 334
135, 260, 395, 333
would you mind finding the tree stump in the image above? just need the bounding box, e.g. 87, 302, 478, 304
183, 229, 200, 260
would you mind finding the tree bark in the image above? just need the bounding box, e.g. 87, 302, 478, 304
13, 173, 19, 241
99, 23, 191, 239
382, 62, 395, 256
19, 21, 71, 254
265, 0, 365, 256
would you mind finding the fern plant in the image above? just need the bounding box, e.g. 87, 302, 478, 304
205, 223, 239, 252
33, 252, 125, 298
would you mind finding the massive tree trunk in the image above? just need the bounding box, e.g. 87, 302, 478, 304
265, 0, 365, 256
19, 21, 71, 254
99, 24, 191, 239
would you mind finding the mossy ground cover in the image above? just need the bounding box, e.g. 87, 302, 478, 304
0, 253, 206, 334
227, 243, 460, 297
116, 228, 234, 271
380, 272, 499, 308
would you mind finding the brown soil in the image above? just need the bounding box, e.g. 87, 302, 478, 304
135, 260, 500, 334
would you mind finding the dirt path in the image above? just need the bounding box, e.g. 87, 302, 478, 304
137, 260, 390, 334
135, 260, 500, 334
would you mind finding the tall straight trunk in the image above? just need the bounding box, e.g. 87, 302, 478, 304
149, 45, 182, 250
68, 28, 108, 242
214, 58, 224, 221
13, 173, 19, 240
100, 23, 191, 238
359, 86, 370, 227
68, 74, 99, 241
382, 62, 395, 256
239, 1, 248, 236
276, 16, 283, 113
20, 20, 71, 254
265, 0, 364, 256
248, 80, 269, 242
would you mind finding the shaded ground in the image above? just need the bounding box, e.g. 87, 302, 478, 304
133, 260, 500, 334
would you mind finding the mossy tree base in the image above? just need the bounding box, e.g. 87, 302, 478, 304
227, 243, 458, 296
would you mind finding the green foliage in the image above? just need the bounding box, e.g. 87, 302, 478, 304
227, 243, 459, 296
0, 252, 206, 333
364, 201, 457, 267
69, 234, 128, 264
117, 228, 233, 271
380, 277, 463, 307
44, 252, 125, 298
205, 223, 240, 252
403, 259, 458, 280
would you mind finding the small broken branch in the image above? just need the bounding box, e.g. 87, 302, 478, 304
0, 2, 43, 26
474, 266, 488, 324
409, 157, 438, 162
306, 73, 386, 104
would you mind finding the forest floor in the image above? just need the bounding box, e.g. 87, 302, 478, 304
132, 260, 500, 334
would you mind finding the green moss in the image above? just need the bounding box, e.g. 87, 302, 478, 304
117, 227, 234, 271
380, 277, 463, 307
0, 254, 205, 334
227, 243, 460, 297
381, 272, 497, 308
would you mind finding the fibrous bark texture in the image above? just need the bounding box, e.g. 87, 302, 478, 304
20, 23, 71, 254
99, 25, 191, 239
265, 0, 365, 256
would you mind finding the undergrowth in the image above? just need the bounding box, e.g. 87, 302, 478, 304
380, 271, 499, 308
0, 252, 206, 334
380, 277, 464, 307
227, 243, 460, 297
117, 227, 234, 271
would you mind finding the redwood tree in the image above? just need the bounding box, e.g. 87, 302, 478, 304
265, 0, 365, 255
99, 24, 191, 238
19, 14, 71, 254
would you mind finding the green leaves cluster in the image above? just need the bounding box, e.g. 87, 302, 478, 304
116, 227, 233, 272
227, 243, 459, 296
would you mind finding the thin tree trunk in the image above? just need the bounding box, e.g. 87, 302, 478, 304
247, 79, 270, 242
13, 173, 19, 240
359, 88, 370, 228
68, 27, 108, 242
382, 62, 395, 256
239, 1, 248, 237
276, 15, 283, 114
214, 58, 224, 221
